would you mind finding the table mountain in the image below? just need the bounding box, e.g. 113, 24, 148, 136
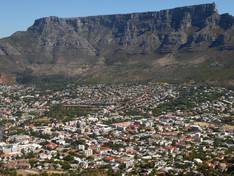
0, 3, 234, 87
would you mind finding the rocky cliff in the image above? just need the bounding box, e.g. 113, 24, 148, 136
0, 3, 234, 86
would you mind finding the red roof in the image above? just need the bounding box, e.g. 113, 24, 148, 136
161, 146, 176, 151
104, 156, 114, 161
45, 142, 58, 149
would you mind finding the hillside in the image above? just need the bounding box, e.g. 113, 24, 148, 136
0, 3, 234, 86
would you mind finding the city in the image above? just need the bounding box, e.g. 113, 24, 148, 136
1, 0, 234, 176
0, 82, 233, 175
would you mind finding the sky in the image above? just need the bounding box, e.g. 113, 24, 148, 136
0, 0, 234, 38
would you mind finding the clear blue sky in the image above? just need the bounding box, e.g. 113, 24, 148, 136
1, 0, 234, 38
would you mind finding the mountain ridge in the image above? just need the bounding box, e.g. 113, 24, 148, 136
0, 3, 234, 87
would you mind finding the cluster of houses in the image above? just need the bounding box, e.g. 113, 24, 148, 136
0, 82, 233, 175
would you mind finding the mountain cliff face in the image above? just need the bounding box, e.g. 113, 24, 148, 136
0, 3, 234, 86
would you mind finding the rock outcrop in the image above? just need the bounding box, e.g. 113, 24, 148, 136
0, 3, 234, 86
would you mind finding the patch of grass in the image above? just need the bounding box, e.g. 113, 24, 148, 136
47, 104, 97, 122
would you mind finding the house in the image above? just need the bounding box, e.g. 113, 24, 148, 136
84, 149, 93, 157
4, 159, 31, 169
45, 142, 58, 150
39, 153, 52, 160
112, 122, 131, 131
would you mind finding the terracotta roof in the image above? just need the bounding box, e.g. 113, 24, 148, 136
112, 122, 131, 127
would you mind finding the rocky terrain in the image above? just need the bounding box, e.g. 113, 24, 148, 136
0, 3, 234, 86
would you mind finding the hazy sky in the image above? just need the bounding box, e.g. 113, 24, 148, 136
1, 0, 234, 38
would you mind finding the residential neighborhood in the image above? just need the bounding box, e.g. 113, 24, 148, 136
0, 82, 233, 175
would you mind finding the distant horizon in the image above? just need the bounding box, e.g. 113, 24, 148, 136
1, 0, 234, 38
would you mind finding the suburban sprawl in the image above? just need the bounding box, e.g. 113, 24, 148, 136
0, 82, 233, 176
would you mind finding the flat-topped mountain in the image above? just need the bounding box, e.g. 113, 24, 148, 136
0, 3, 234, 86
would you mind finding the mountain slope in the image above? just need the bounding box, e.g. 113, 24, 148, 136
0, 3, 234, 86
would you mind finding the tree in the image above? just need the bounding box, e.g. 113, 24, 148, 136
62, 162, 71, 170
